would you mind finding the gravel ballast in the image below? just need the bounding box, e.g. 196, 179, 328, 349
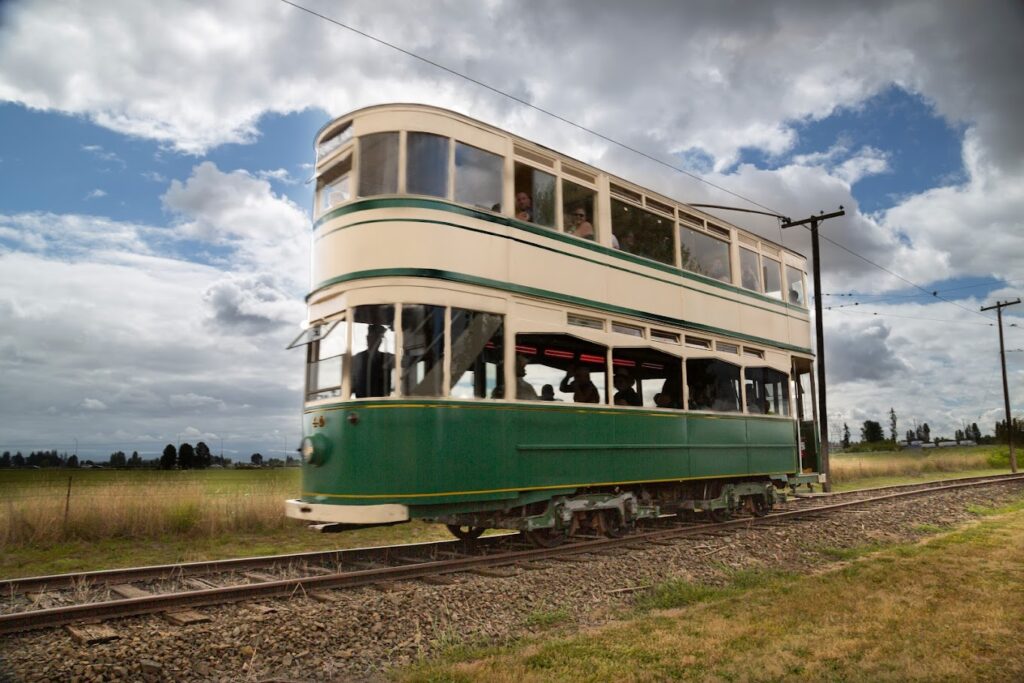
1, 480, 1022, 682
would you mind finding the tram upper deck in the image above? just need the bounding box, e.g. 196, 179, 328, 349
309, 103, 810, 357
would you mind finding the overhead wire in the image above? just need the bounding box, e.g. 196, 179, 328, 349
278, 0, 997, 322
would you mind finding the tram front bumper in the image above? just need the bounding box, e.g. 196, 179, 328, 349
285, 499, 410, 525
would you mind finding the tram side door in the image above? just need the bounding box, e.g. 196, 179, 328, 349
793, 358, 819, 473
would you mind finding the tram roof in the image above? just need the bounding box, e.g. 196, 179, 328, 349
315, 103, 804, 261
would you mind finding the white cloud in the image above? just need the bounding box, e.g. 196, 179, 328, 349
256, 168, 299, 185
80, 398, 108, 411
85, 188, 107, 199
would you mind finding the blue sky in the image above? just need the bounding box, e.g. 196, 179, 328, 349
0, 0, 1021, 457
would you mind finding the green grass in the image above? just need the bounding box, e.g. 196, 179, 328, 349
523, 608, 572, 629
395, 498, 1024, 682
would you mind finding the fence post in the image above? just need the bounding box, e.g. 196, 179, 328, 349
63, 476, 72, 533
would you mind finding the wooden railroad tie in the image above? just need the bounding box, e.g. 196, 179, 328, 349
109, 584, 209, 626
66, 623, 120, 645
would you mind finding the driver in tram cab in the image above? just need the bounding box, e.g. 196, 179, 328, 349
351, 324, 395, 398
515, 191, 533, 222
560, 364, 600, 403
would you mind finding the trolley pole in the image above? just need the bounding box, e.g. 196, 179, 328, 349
981, 298, 1020, 473
782, 208, 845, 492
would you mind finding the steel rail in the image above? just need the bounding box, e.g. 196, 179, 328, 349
2, 472, 1022, 636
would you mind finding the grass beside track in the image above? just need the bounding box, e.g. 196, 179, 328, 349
0, 446, 1010, 578
396, 497, 1024, 682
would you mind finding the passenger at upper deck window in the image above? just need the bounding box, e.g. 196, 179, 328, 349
569, 208, 595, 240
560, 365, 600, 403
515, 192, 533, 222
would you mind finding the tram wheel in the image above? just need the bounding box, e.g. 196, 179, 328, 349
446, 524, 485, 541
522, 528, 567, 548
598, 510, 626, 538
750, 495, 770, 518
708, 507, 732, 523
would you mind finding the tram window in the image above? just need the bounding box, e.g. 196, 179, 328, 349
611, 199, 674, 264
651, 329, 681, 344
514, 163, 556, 228
455, 142, 503, 211
450, 309, 504, 400
744, 367, 790, 416
406, 132, 449, 198
613, 348, 682, 409
401, 304, 446, 397
786, 265, 806, 306
350, 305, 395, 399
316, 122, 352, 161
305, 318, 347, 400
563, 180, 597, 240
358, 132, 399, 197
679, 225, 731, 283
686, 358, 741, 412
317, 154, 353, 215
739, 247, 761, 292
762, 257, 783, 299
515, 334, 607, 404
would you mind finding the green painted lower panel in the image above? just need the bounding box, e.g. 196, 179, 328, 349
300, 400, 799, 511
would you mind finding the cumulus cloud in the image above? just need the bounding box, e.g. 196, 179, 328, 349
80, 398, 108, 411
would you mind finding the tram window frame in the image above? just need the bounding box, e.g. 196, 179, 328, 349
400, 303, 447, 398
454, 141, 503, 212
357, 132, 399, 197
316, 154, 352, 216
350, 305, 396, 399
651, 329, 681, 344
406, 132, 450, 199
762, 256, 783, 299
563, 179, 598, 241
299, 318, 347, 401
316, 122, 352, 162
611, 322, 644, 338
513, 162, 557, 228
612, 347, 682, 409
515, 334, 607, 404
786, 265, 807, 306
744, 366, 791, 416
679, 224, 732, 283
449, 309, 504, 400
686, 358, 742, 413
568, 313, 604, 331
739, 247, 761, 292
610, 198, 674, 265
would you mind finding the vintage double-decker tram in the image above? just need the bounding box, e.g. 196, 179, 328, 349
286, 103, 823, 545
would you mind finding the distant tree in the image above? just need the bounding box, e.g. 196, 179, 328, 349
861, 420, 885, 443
178, 443, 196, 470
905, 429, 915, 443
971, 423, 982, 442
0, 452, 10, 468
919, 423, 931, 443
67, 454, 79, 468
13, 452, 25, 467
128, 451, 142, 468
194, 442, 212, 469
109, 451, 127, 468
250, 453, 263, 466
888, 408, 898, 443
160, 444, 177, 470
841, 423, 851, 449
955, 429, 964, 442
286, 455, 297, 467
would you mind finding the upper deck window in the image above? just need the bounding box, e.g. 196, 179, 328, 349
514, 162, 556, 228
611, 199, 674, 265
762, 257, 783, 299
317, 154, 352, 215
739, 247, 761, 292
786, 265, 806, 306
316, 122, 352, 161
407, 132, 449, 198
563, 180, 597, 240
455, 142, 503, 211
680, 225, 731, 283
358, 133, 399, 197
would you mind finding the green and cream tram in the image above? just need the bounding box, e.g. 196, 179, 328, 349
286, 104, 822, 543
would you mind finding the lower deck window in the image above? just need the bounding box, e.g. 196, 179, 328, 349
306, 318, 346, 401
744, 367, 791, 416
612, 348, 682, 408
450, 309, 504, 399
515, 334, 607, 404
350, 305, 396, 398
686, 358, 741, 412
401, 304, 446, 397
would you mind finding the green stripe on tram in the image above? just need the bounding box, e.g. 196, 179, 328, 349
311, 196, 807, 314
309, 267, 812, 355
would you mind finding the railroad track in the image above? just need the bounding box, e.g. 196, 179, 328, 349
3, 472, 1023, 636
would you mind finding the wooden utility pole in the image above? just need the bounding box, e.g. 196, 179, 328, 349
782, 208, 845, 492
981, 298, 1020, 473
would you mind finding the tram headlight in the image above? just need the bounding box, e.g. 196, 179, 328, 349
300, 434, 330, 466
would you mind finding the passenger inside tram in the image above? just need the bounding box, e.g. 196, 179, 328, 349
568, 207, 595, 239
515, 191, 533, 222
560, 365, 600, 403
612, 371, 642, 406
351, 324, 395, 398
